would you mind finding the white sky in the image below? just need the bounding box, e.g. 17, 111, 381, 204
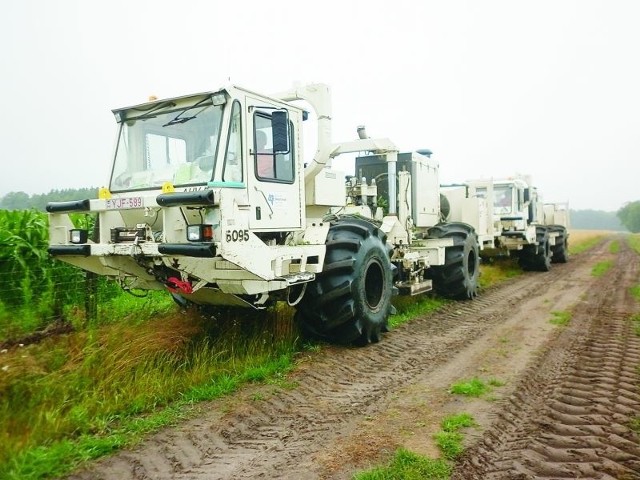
1, 0, 638, 211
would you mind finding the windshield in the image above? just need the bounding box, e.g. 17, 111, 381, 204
110, 98, 224, 192
494, 185, 513, 214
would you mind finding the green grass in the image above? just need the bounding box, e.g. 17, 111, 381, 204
628, 234, 640, 254
435, 413, 476, 460
388, 258, 524, 330
432, 431, 464, 461
352, 448, 451, 480
97, 290, 176, 325
354, 413, 476, 479
388, 254, 530, 330
478, 258, 521, 288
449, 378, 487, 397
568, 235, 605, 255
0, 210, 128, 342
549, 310, 571, 326
440, 412, 475, 432
609, 240, 620, 254
448, 377, 505, 398
0, 305, 300, 479
488, 378, 505, 387
626, 235, 640, 437
389, 296, 447, 328
591, 260, 613, 277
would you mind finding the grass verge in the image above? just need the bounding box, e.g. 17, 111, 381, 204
627, 234, 640, 254
478, 258, 521, 289
0, 305, 300, 479
568, 231, 605, 255
389, 296, 447, 329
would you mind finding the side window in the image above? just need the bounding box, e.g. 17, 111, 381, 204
254, 112, 294, 183
223, 101, 243, 182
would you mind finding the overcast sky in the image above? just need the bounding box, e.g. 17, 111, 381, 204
1, 0, 638, 211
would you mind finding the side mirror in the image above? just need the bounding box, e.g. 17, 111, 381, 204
271, 110, 290, 154
523, 188, 530, 203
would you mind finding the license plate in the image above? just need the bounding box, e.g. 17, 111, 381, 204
106, 197, 144, 210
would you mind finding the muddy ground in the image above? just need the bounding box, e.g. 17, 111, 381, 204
66, 236, 640, 480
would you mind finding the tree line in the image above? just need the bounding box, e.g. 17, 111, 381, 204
0, 188, 99, 211
618, 201, 640, 233
569, 209, 626, 231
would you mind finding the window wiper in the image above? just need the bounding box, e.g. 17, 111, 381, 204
123, 101, 176, 123
163, 115, 197, 127
162, 95, 212, 127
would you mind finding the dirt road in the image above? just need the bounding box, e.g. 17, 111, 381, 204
67, 236, 640, 480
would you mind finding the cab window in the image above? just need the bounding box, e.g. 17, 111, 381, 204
223, 101, 243, 182
254, 113, 294, 182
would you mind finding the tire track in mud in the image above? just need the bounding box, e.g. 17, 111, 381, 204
453, 239, 640, 480
67, 242, 605, 480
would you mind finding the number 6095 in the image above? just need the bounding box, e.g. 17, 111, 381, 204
225, 229, 249, 242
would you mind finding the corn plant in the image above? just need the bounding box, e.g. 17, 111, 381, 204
0, 210, 87, 339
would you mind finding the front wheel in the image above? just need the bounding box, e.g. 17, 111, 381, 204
295, 217, 394, 346
427, 222, 480, 299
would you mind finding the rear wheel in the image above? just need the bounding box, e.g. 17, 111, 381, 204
427, 222, 480, 299
550, 226, 569, 263
295, 217, 394, 346
519, 226, 552, 271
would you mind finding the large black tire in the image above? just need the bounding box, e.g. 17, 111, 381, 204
295, 217, 394, 346
549, 226, 569, 263
519, 226, 552, 271
427, 222, 480, 299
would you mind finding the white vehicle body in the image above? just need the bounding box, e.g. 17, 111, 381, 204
462, 175, 570, 270
48, 83, 482, 344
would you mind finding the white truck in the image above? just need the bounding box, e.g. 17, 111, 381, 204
47, 83, 483, 345
444, 176, 570, 271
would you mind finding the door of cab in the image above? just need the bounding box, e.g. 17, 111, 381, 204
245, 95, 303, 231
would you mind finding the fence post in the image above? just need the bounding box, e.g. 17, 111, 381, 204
85, 271, 98, 323
85, 216, 99, 323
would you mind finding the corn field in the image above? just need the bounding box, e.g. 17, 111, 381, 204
0, 210, 121, 342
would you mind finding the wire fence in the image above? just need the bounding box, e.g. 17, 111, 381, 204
0, 210, 299, 345
0, 209, 114, 341
0, 259, 125, 343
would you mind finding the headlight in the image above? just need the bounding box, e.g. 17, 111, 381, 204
187, 224, 213, 242
69, 229, 88, 244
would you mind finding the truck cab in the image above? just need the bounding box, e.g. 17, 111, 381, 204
48, 86, 327, 308
492, 178, 539, 244
109, 87, 305, 232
